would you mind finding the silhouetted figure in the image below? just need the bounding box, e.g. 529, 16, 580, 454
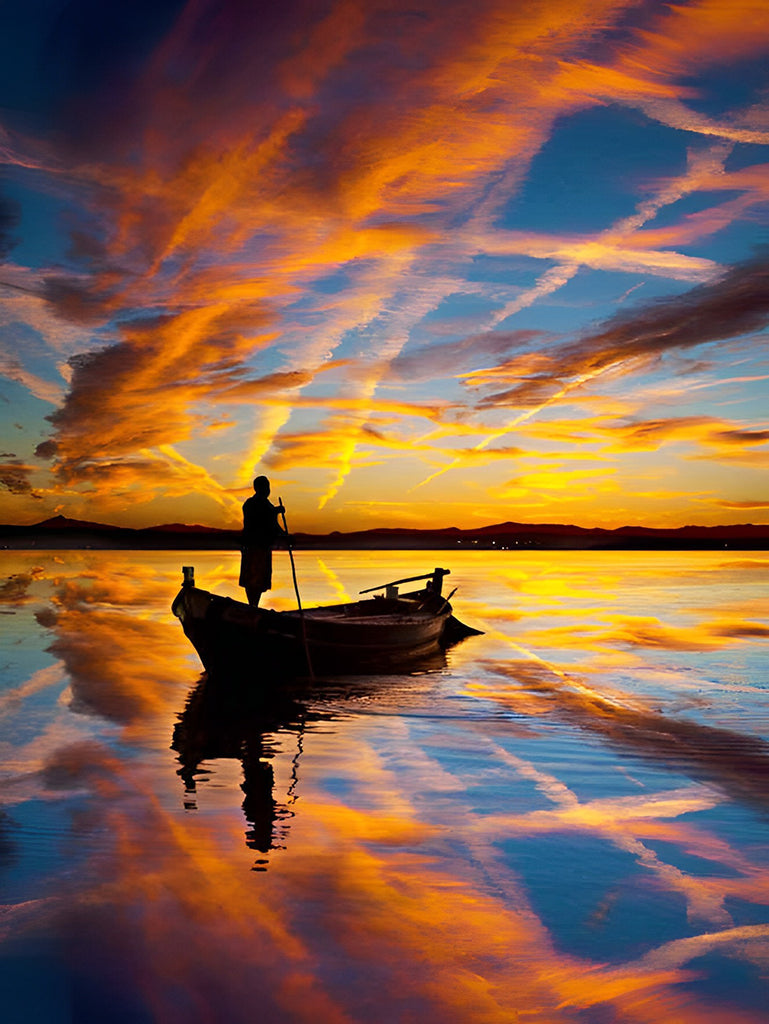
239, 475, 285, 607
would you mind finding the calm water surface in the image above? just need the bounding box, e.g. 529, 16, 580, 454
1, 549, 768, 1022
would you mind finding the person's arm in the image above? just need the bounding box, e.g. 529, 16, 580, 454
274, 505, 287, 537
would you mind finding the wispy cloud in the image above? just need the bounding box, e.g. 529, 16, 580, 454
471, 255, 769, 410
714, 498, 769, 510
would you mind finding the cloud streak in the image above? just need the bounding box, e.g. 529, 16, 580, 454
469, 255, 769, 410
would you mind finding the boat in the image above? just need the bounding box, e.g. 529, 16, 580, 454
172, 565, 481, 678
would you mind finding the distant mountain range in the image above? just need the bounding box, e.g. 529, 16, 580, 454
1, 514, 767, 550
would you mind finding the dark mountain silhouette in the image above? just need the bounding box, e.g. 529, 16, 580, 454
0, 516, 766, 550
36, 514, 107, 530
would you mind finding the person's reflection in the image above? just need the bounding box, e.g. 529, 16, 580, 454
172, 677, 308, 867
241, 746, 276, 856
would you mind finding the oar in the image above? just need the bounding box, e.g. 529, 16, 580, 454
279, 498, 314, 679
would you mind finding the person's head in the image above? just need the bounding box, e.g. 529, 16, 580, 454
253, 475, 270, 497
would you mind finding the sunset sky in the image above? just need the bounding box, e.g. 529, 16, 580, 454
1, 0, 768, 532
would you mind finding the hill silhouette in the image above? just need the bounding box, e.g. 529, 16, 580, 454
0, 516, 767, 550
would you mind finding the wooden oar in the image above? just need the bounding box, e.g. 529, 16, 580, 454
279, 498, 314, 679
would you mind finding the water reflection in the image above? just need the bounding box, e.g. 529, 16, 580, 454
473, 658, 769, 814
2, 551, 769, 1023
172, 677, 313, 864
171, 655, 452, 867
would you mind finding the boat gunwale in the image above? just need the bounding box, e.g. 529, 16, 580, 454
279, 597, 447, 627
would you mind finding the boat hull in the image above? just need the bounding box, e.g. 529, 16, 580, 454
172, 584, 463, 679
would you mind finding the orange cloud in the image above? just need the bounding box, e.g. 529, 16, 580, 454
558, 0, 769, 145
715, 499, 769, 510
0, 459, 39, 497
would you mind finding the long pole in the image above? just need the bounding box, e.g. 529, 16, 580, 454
279, 498, 314, 679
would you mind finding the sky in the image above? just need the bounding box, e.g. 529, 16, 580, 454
0, 0, 768, 533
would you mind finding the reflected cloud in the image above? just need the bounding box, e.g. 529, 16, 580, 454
3, 552, 769, 1022
0, 664, 64, 715
0, 568, 43, 605
9, 558, 201, 732
480, 746, 749, 927
516, 612, 769, 653
471, 658, 769, 812
48, 607, 191, 726
553, 924, 769, 1014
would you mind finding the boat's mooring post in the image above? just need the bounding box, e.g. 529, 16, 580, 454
430, 567, 449, 595
182, 566, 195, 587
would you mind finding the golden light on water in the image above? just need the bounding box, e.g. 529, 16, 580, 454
1, 549, 768, 1021
2, 2, 769, 532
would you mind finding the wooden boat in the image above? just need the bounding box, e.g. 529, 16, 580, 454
172, 566, 480, 678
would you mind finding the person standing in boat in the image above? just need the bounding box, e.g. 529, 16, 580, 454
239, 475, 286, 607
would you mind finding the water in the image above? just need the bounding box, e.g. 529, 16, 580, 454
1, 549, 768, 1023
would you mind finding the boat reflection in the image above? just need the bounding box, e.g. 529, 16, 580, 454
172, 648, 450, 866
172, 676, 314, 865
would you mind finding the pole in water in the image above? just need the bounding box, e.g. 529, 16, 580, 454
279, 498, 314, 679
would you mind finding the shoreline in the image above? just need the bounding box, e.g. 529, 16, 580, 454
1, 538, 766, 552
2, 517, 767, 552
